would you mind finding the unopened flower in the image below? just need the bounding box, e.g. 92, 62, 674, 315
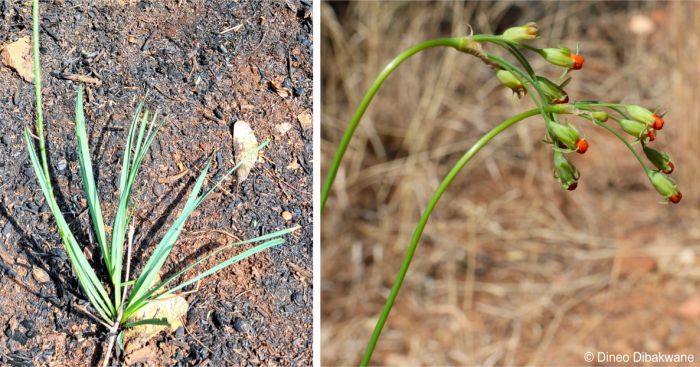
496, 70, 526, 98
648, 171, 682, 204
619, 119, 654, 141
536, 76, 569, 104
502, 22, 539, 42
643, 145, 674, 174
591, 111, 608, 122
553, 151, 579, 190
540, 47, 584, 70
627, 105, 664, 130
548, 122, 587, 154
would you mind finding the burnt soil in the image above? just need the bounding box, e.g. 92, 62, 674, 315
0, 0, 312, 366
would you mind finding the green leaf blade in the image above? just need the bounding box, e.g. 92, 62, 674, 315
74, 85, 110, 272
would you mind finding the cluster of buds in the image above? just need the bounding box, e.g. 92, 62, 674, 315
490, 22, 680, 204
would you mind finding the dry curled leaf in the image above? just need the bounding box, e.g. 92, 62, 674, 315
233, 120, 259, 183
123, 293, 188, 353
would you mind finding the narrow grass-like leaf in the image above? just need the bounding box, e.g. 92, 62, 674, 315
74, 85, 110, 271
123, 318, 169, 328
123, 236, 287, 321
123, 227, 295, 317
125, 140, 270, 314
126, 154, 215, 307
24, 129, 115, 322
111, 105, 151, 308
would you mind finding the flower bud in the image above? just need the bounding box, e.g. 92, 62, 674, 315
536, 76, 569, 104
643, 146, 674, 174
648, 171, 681, 204
496, 70, 526, 98
553, 151, 579, 190
627, 105, 665, 130
548, 123, 583, 151
540, 47, 584, 70
591, 111, 608, 122
619, 119, 654, 141
502, 22, 539, 42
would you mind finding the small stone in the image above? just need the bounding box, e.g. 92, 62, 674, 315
1, 36, 34, 82
11, 331, 28, 345
175, 326, 185, 338
23, 165, 34, 178
277, 122, 293, 135
232, 318, 251, 333
32, 266, 50, 283
56, 159, 68, 172
213, 107, 224, 120
293, 86, 304, 97
282, 211, 293, 221
297, 111, 312, 130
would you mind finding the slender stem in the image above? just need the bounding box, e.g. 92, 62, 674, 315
592, 118, 650, 173
359, 105, 569, 366
32, 0, 51, 188
321, 37, 464, 212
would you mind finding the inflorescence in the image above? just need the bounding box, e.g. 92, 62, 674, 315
481, 22, 680, 203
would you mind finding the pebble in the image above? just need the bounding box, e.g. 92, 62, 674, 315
175, 326, 185, 338
213, 107, 224, 120
152, 183, 164, 197
293, 86, 304, 97
32, 266, 50, 283
232, 318, 251, 333
2, 221, 11, 237
56, 159, 67, 172
282, 211, 293, 221
23, 165, 34, 178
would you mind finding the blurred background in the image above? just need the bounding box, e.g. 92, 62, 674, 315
321, 1, 700, 366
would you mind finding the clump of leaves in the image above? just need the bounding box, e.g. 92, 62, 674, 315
27, 2, 295, 365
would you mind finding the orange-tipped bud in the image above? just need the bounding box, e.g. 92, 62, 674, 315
553, 151, 579, 191
643, 146, 674, 174
670, 192, 682, 204
648, 171, 681, 204
576, 139, 588, 154
652, 115, 664, 130
665, 162, 675, 174
570, 53, 584, 70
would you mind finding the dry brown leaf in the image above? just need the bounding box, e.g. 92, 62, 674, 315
123, 293, 188, 353
233, 120, 259, 183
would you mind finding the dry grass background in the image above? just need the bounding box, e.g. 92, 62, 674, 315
321, 1, 700, 366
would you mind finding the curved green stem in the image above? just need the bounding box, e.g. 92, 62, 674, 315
359, 104, 569, 366
32, 0, 51, 190
321, 37, 465, 212
594, 117, 650, 173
